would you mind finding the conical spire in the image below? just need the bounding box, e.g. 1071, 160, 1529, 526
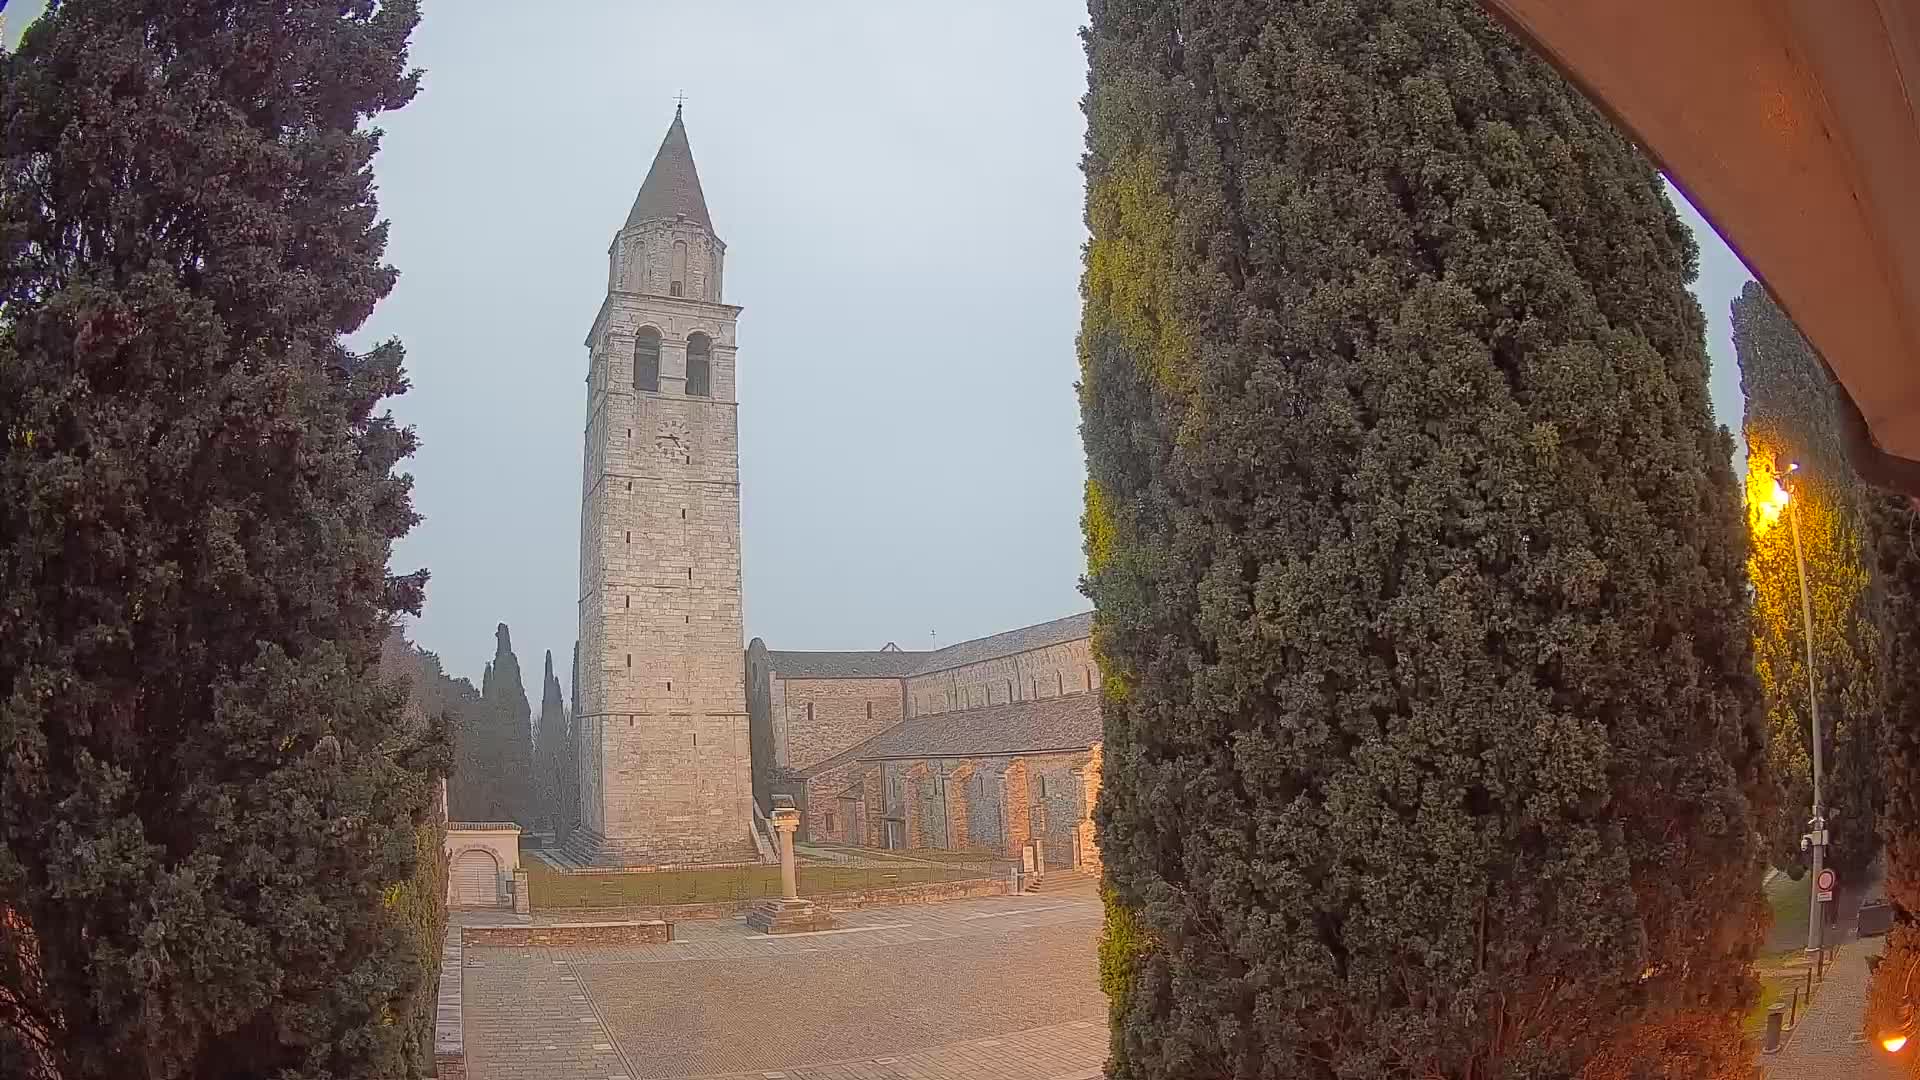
625, 108, 713, 232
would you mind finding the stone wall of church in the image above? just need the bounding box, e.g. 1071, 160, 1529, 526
821, 749, 1097, 865
904, 637, 1097, 718
773, 676, 906, 774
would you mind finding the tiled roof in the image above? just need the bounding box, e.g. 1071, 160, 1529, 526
802, 692, 1102, 776
910, 611, 1092, 676
766, 611, 1093, 681
625, 110, 713, 232
764, 650, 924, 679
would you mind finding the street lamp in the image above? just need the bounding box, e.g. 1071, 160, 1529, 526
1777, 461, 1829, 962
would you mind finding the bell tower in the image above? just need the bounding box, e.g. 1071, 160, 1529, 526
574, 107, 753, 865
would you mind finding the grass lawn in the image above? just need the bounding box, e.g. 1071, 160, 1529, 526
1764, 869, 1814, 957
1745, 959, 1817, 1037
526, 856, 991, 909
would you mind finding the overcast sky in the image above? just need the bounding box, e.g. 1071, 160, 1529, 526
5, 2, 1755, 695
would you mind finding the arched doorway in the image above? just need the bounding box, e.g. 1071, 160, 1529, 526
450, 848, 501, 909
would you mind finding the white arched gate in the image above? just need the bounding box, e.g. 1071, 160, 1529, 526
450, 848, 501, 908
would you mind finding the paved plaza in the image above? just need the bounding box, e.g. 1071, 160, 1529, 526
460, 890, 1108, 1080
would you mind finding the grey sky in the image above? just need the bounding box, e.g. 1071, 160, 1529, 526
5, 2, 1756, 696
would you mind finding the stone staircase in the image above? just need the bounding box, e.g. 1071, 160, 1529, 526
1024, 868, 1097, 894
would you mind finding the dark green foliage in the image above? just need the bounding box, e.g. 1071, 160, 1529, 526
1866, 492, 1920, 1035
0, 2, 441, 1076
1731, 283, 1882, 880
534, 649, 575, 836
1079, 1, 1768, 1077
377, 632, 451, 1075
460, 624, 533, 826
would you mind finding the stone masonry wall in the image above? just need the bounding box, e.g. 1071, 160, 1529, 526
905, 638, 1096, 718
774, 676, 904, 773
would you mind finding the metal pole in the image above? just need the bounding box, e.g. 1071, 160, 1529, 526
1788, 491, 1826, 958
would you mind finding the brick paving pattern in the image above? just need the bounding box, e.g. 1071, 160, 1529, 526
461, 894, 1106, 1080
1763, 942, 1901, 1080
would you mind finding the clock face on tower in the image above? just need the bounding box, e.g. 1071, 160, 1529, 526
655, 416, 691, 464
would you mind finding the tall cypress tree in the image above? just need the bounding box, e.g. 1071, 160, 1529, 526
1731, 283, 1881, 882
1867, 492, 1920, 1040
534, 650, 570, 835
0, 2, 438, 1076
1079, 1, 1768, 1076
478, 623, 533, 826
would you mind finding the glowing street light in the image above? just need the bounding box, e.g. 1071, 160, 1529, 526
1882, 1033, 1908, 1054
1776, 460, 1831, 966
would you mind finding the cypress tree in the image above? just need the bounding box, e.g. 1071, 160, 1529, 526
1866, 492, 1920, 1039
0, 2, 439, 1076
478, 623, 533, 826
1079, 2, 1769, 1076
1731, 283, 1881, 882
534, 649, 571, 835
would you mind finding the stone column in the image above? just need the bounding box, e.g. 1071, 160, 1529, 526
772, 805, 800, 900
747, 795, 835, 935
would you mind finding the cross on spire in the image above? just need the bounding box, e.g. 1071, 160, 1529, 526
674, 90, 687, 117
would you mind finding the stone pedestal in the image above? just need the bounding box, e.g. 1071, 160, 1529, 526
746, 896, 836, 934
750, 800, 835, 934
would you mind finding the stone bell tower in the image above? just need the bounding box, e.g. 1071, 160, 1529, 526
573, 107, 753, 865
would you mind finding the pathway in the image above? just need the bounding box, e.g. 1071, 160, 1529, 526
1763, 942, 1901, 1079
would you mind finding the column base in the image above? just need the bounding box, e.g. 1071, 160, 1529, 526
745, 897, 836, 935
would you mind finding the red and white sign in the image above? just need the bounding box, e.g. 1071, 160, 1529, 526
1816, 868, 1837, 902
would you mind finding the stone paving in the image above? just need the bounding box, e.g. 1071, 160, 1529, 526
1762, 941, 1901, 1079
461, 892, 1106, 1080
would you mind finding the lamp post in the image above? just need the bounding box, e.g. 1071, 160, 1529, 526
1780, 462, 1828, 960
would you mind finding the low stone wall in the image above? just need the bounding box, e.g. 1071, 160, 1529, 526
434, 925, 464, 1079
462, 920, 673, 948
536, 874, 1011, 924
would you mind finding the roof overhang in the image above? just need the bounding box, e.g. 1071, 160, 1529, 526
1481, 0, 1920, 494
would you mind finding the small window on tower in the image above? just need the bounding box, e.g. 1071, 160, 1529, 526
624, 595, 630, 609
805, 702, 814, 724
866, 701, 873, 719
670, 240, 688, 296
634, 327, 662, 392
625, 654, 631, 668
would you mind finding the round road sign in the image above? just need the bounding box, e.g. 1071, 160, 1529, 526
1816, 868, 1837, 892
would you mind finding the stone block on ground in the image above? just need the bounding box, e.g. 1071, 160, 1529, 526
746, 897, 836, 934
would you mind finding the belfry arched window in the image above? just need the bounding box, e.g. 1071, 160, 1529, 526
670, 240, 689, 297
634, 327, 661, 392
686, 332, 712, 397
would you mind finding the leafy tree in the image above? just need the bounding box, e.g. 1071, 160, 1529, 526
1732, 283, 1882, 881
534, 649, 572, 835
0, 1, 440, 1077
1078, 1, 1769, 1077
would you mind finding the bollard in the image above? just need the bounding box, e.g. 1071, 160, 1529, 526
1789, 985, 1800, 1029
1764, 1003, 1787, 1054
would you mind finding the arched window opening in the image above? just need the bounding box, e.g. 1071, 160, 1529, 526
670, 240, 688, 297
686, 333, 712, 397
634, 327, 661, 392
